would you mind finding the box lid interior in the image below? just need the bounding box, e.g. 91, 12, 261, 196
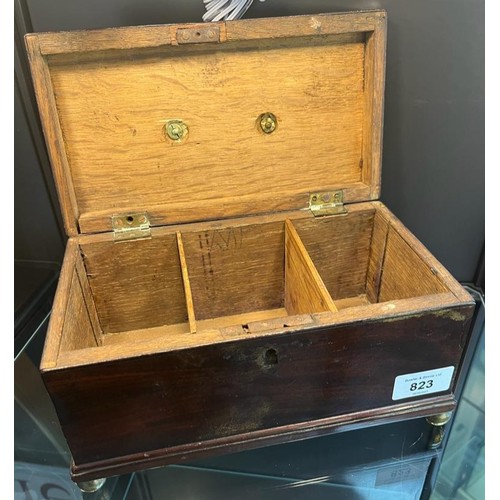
26, 11, 386, 236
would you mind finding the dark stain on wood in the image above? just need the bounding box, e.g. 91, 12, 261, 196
43, 306, 473, 473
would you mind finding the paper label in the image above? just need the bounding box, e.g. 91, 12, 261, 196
392, 366, 454, 401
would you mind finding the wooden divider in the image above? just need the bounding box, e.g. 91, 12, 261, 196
284, 220, 338, 315
176, 232, 197, 334
172, 219, 339, 336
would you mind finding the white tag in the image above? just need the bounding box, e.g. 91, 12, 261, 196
392, 366, 455, 401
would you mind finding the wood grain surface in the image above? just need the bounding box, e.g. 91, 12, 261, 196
31, 12, 385, 55
374, 202, 473, 303
180, 221, 285, 321
292, 208, 375, 300
362, 23, 386, 200
40, 240, 78, 370
59, 271, 98, 353
26, 12, 387, 233
80, 234, 188, 333
75, 254, 102, 345
365, 209, 390, 303
379, 227, 449, 302
49, 35, 365, 230
25, 36, 80, 236
101, 308, 288, 347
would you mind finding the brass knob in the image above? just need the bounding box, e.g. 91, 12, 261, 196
258, 112, 277, 134
165, 120, 188, 142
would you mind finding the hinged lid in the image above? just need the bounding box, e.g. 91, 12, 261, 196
25, 11, 386, 237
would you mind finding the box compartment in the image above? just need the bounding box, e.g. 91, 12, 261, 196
52, 203, 462, 362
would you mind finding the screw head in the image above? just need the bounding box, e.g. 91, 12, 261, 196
258, 112, 277, 134
165, 120, 188, 142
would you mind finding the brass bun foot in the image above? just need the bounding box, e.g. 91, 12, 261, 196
426, 411, 453, 449
426, 412, 453, 427
77, 478, 106, 493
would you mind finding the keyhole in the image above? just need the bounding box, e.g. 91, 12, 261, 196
263, 348, 278, 367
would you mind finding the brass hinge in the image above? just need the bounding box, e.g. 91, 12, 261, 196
309, 191, 347, 217
176, 26, 221, 44
112, 213, 151, 242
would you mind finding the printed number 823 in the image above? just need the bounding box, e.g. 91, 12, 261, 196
410, 380, 433, 391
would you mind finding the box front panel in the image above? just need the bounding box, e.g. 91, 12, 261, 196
43, 305, 472, 468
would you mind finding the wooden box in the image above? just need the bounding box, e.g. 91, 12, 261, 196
25, 11, 475, 482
